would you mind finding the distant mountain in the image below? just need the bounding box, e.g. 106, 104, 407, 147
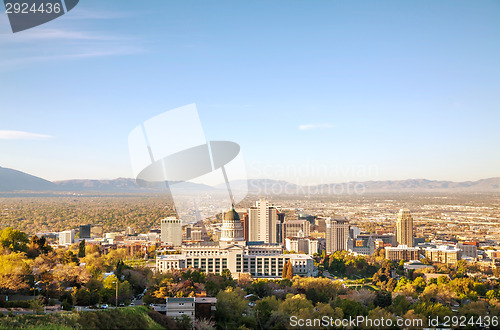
344, 178, 500, 193
54, 178, 145, 192
1, 166, 499, 194
53, 178, 215, 192
249, 178, 500, 194
0, 166, 56, 192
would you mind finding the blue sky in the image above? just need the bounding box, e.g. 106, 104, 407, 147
1, 0, 499, 184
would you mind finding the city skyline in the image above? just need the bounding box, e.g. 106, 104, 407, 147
1, 1, 500, 184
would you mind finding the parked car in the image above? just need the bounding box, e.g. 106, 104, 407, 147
101, 304, 109, 309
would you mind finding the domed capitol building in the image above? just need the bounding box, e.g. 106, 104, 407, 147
156, 208, 315, 278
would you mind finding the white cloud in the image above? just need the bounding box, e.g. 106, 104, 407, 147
298, 123, 334, 131
0, 130, 53, 140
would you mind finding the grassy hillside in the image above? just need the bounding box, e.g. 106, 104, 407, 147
0, 307, 164, 329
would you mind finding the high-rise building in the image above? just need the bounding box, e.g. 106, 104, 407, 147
325, 217, 349, 253
241, 213, 249, 241
276, 212, 285, 245
315, 217, 327, 233
396, 209, 414, 247
59, 230, 75, 246
248, 199, 280, 244
161, 217, 182, 246
283, 220, 310, 244
190, 226, 203, 241
80, 224, 91, 239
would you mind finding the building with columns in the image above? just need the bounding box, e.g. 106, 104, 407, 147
157, 208, 315, 278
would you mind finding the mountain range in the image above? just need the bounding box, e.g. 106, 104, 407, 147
1, 166, 499, 194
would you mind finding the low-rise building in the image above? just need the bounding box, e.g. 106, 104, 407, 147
457, 242, 478, 259
425, 245, 462, 265
59, 230, 75, 246
404, 260, 433, 271
385, 245, 421, 261
166, 297, 195, 322
285, 236, 319, 255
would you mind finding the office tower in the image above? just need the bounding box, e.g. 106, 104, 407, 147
79, 224, 91, 239
325, 217, 349, 253
241, 213, 249, 241
191, 226, 203, 241
59, 230, 75, 245
183, 224, 192, 240
248, 199, 279, 243
276, 211, 285, 245
161, 217, 182, 246
283, 220, 311, 243
396, 208, 414, 247
315, 217, 327, 233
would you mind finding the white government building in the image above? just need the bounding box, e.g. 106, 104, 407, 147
157, 208, 315, 278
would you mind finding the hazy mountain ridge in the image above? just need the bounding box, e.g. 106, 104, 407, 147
0, 166, 56, 191
0, 167, 214, 192
246, 178, 500, 193
1, 166, 499, 193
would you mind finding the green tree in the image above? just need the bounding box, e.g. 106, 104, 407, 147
78, 240, 86, 258
255, 295, 280, 326
61, 250, 78, 264
104, 274, 118, 290
215, 287, 248, 329
293, 277, 341, 304
0, 252, 30, 293
413, 277, 426, 292
0, 227, 29, 252
174, 314, 192, 330
390, 294, 412, 316
279, 293, 314, 316
374, 290, 392, 308
338, 298, 368, 318
413, 301, 453, 319
27, 235, 52, 258
459, 301, 488, 318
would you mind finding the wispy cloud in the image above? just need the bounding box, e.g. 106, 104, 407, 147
0, 47, 144, 71
0, 12, 146, 72
0, 130, 53, 140
298, 123, 334, 131
0, 28, 122, 42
